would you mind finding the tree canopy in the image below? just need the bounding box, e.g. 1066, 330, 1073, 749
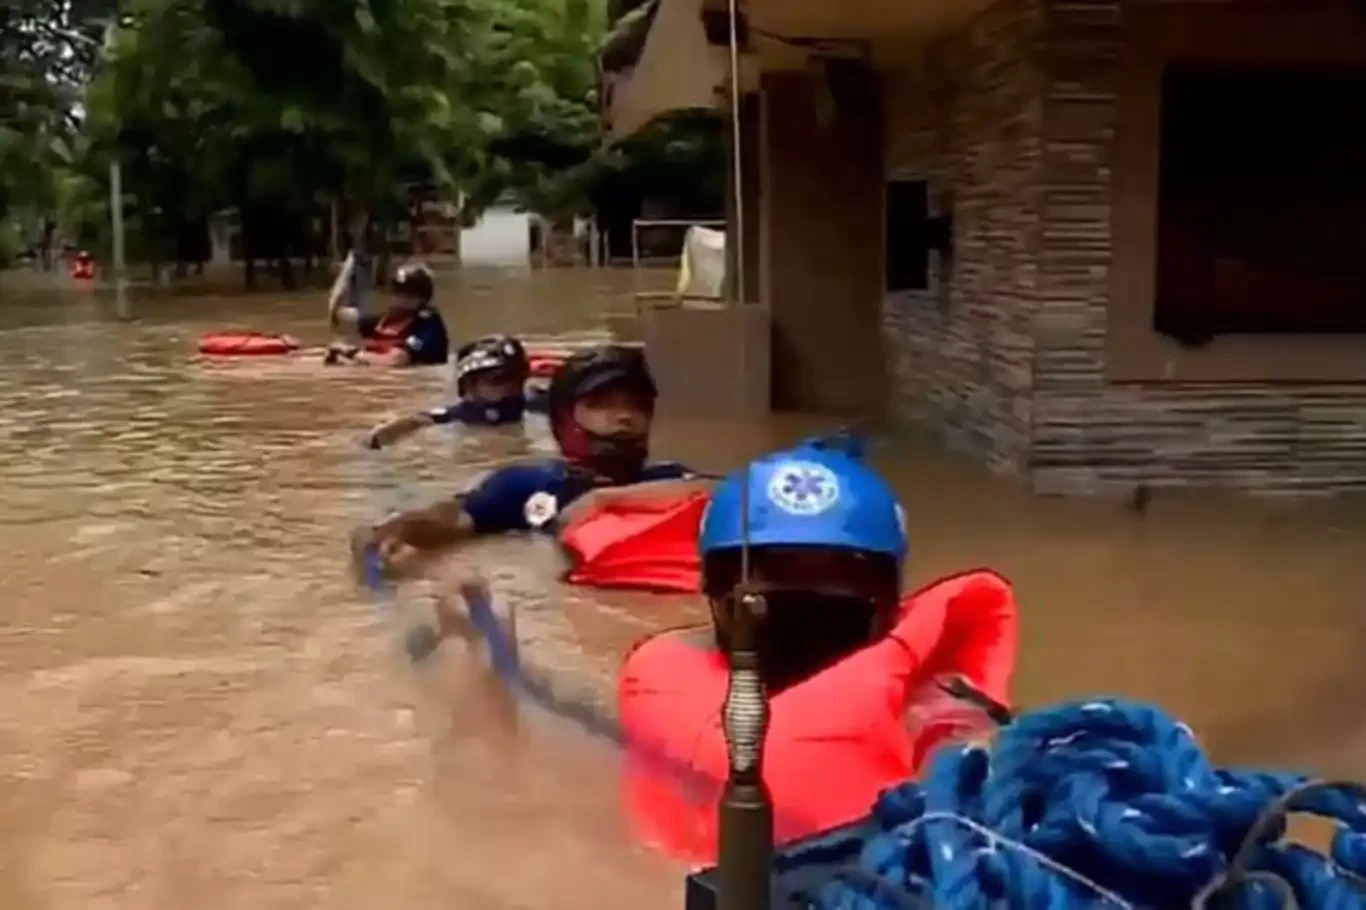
0, 0, 723, 273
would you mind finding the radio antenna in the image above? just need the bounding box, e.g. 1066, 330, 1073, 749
716, 0, 774, 906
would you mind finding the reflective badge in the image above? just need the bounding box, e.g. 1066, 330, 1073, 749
503, 341, 517, 357
407, 335, 423, 350
767, 461, 840, 516
485, 408, 500, 423
524, 491, 559, 528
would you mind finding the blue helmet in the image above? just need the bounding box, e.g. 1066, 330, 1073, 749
698, 440, 908, 562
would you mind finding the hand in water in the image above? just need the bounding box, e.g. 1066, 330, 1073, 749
349, 526, 418, 586
409, 575, 517, 668
323, 342, 360, 366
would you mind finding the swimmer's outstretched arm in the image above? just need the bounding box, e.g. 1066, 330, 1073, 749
367, 405, 466, 448
366, 412, 437, 449
380, 499, 474, 549
351, 466, 538, 577
351, 498, 475, 579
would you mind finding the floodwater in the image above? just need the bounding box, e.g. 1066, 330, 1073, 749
1, 261, 1365, 909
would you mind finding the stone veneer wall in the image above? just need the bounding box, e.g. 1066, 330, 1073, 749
883, 0, 1366, 494
1030, 0, 1366, 495
881, 0, 1045, 476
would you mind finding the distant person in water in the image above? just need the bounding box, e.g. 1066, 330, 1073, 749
325, 261, 450, 367
352, 344, 710, 575
365, 334, 550, 448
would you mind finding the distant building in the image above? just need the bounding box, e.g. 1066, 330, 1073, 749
603, 0, 1366, 494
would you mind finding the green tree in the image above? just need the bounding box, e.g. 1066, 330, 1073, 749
5, 0, 718, 280
0, 0, 115, 265
460, 0, 606, 217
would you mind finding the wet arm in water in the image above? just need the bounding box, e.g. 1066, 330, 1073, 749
378, 498, 474, 550
352, 498, 476, 579
354, 464, 541, 575
556, 476, 719, 526
366, 412, 437, 449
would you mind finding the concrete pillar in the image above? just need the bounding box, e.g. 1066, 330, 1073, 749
760, 62, 887, 421
646, 89, 771, 419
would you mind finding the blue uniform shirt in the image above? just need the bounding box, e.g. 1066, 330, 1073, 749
462, 459, 694, 534
357, 306, 449, 366
426, 387, 550, 427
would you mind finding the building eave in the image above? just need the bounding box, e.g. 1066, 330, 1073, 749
600, 0, 661, 75
600, 0, 726, 140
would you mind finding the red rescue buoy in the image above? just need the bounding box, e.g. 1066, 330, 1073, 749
197, 332, 301, 357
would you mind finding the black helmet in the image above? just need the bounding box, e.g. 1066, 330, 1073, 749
546, 345, 657, 423
454, 335, 530, 395
392, 261, 434, 303
547, 345, 658, 476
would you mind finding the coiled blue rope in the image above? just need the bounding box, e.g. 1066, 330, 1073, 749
816, 699, 1366, 910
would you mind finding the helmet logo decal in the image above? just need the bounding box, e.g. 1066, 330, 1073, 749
767, 461, 839, 516
485, 408, 501, 423
524, 492, 559, 528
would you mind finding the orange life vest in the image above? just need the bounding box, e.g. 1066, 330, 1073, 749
70, 253, 95, 280
617, 569, 1017, 863
362, 312, 415, 354
560, 491, 709, 593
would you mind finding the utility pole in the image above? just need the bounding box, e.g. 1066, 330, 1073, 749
109, 161, 129, 320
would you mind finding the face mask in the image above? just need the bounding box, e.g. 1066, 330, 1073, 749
581, 429, 649, 481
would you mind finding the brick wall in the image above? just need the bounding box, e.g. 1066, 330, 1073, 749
880, 0, 1045, 476
883, 0, 1366, 494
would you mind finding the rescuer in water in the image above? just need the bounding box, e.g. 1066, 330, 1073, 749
614, 440, 1017, 859
364, 334, 549, 448
352, 345, 710, 574
325, 261, 450, 367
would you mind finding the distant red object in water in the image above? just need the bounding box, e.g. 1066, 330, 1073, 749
70, 252, 95, 281
527, 349, 568, 378
197, 332, 300, 357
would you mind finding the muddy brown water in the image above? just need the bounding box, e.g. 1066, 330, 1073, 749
2, 264, 1365, 908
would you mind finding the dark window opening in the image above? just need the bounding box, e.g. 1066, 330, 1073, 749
886, 179, 934, 292
1154, 62, 1366, 345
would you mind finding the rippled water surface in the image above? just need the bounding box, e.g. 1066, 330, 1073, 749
2, 261, 1365, 908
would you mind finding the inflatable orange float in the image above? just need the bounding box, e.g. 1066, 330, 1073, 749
527, 349, 570, 378
197, 331, 300, 357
